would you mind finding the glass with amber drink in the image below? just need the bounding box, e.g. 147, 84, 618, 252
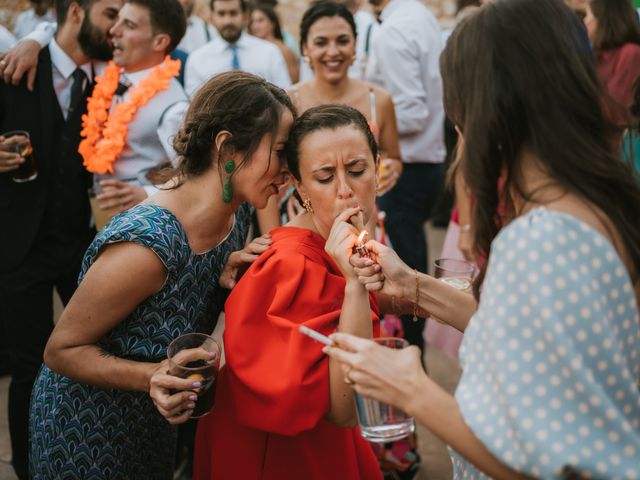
2, 130, 37, 183
167, 333, 221, 418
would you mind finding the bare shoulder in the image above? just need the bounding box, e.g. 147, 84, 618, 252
90, 241, 167, 293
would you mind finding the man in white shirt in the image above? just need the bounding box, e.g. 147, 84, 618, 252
13, 0, 56, 39
176, 0, 217, 53
185, 0, 291, 96
0, 3, 122, 477
92, 0, 188, 212
0, 25, 16, 52
366, 0, 446, 350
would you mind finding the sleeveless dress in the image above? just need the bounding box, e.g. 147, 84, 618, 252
451, 208, 640, 479
30, 203, 251, 480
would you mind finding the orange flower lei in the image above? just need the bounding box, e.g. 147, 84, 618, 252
79, 56, 181, 174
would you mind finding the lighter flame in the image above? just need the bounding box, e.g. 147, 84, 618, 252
357, 230, 368, 244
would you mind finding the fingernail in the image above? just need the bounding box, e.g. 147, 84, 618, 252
188, 403, 196, 409
187, 409, 194, 415
189, 394, 197, 401
192, 381, 201, 388
364, 259, 373, 266
322, 347, 329, 354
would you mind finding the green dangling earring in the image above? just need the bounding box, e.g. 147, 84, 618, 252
222, 159, 235, 203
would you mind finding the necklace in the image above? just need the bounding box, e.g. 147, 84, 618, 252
79, 56, 181, 174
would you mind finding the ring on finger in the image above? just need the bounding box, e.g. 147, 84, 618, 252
343, 367, 355, 385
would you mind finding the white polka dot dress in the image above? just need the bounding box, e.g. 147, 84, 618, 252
451, 208, 640, 479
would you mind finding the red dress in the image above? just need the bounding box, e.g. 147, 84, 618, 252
193, 226, 382, 480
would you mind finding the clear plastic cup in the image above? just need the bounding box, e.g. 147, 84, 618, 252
354, 337, 415, 442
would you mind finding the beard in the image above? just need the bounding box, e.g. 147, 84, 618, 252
219, 25, 242, 44
77, 14, 113, 61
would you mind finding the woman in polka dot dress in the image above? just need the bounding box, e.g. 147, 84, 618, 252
323, 0, 640, 478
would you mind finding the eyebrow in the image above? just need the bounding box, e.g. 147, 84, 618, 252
311, 158, 366, 173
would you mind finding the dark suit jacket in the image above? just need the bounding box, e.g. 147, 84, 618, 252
0, 47, 92, 273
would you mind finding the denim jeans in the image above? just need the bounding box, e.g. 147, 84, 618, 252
377, 162, 444, 350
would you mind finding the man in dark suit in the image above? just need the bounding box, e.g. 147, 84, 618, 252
0, 1, 121, 478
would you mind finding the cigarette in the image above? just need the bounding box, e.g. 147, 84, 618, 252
349, 213, 365, 231
299, 325, 334, 346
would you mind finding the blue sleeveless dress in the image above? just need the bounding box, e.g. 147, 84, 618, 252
30, 203, 251, 479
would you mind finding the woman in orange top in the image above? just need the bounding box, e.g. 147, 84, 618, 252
190, 104, 387, 479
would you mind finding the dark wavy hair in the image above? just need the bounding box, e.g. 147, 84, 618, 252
285, 104, 377, 202
441, 0, 640, 297
589, 0, 640, 53
250, 3, 284, 41
170, 72, 295, 184
299, 1, 357, 52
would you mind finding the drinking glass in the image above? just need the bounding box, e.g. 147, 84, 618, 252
167, 333, 221, 418
2, 130, 37, 183
88, 182, 121, 230
431, 258, 476, 323
354, 337, 415, 442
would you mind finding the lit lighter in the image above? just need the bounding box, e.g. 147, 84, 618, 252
355, 230, 369, 257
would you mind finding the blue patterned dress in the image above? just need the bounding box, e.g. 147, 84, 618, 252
451, 208, 640, 479
30, 203, 251, 479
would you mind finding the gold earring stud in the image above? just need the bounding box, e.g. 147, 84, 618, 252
302, 198, 313, 214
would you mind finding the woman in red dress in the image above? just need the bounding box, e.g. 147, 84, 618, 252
193, 104, 385, 479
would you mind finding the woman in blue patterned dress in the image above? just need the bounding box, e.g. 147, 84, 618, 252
323, 0, 640, 478
29, 72, 295, 479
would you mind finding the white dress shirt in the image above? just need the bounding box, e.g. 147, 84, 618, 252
185, 32, 291, 96
49, 39, 93, 120
366, 0, 445, 164
0, 26, 16, 52
100, 67, 189, 195
13, 8, 56, 40
176, 15, 217, 54
299, 9, 378, 82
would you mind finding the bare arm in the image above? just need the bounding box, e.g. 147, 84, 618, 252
44, 242, 168, 391
324, 334, 533, 480
323, 207, 376, 427
355, 240, 476, 331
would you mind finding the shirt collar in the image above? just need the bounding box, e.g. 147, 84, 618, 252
122, 65, 157, 86
49, 38, 92, 81
221, 32, 248, 50
380, 0, 405, 23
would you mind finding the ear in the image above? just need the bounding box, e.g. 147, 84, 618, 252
152, 33, 172, 54
214, 130, 233, 159
68, 1, 85, 26
291, 175, 306, 201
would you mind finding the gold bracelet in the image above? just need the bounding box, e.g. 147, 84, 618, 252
412, 268, 419, 322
